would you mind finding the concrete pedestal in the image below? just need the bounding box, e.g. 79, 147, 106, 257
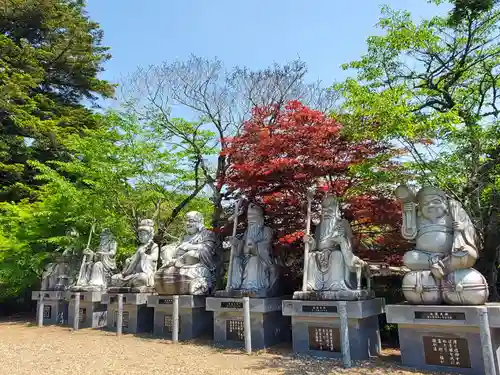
101, 292, 154, 334
147, 295, 212, 340
67, 291, 107, 329
32, 291, 68, 325
282, 298, 384, 360
206, 296, 289, 350
387, 304, 499, 374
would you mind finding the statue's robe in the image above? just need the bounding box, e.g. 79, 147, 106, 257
81, 240, 117, 288
111, 241, 159, 287
229, 226, 277, 292
158, 228, 218, 294
305, 217, 359, 292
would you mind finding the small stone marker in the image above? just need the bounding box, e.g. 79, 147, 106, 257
172, 295, 179, 343
478, 307, 496, 375
37, 293, 44, 327
116, 293, 123, 336
338, 301, 351, 368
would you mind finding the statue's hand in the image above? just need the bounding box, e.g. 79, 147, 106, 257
83, 248, 93, 257
303, 234, 314, 246
453, 220, 465, 232
403, 202, 414, 211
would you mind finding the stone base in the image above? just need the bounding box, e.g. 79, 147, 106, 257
293, 289, 374, 301
206, 296, 289, 350
386, 303, 498, 374
106, 286, 155, 294
147, 295, 212, 340
282, 298, 384, 360
67, 291, 107, 328
32, 291, 69, 325
101, 293, 154, 334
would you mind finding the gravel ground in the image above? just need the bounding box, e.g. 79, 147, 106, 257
0, 321, 455, 375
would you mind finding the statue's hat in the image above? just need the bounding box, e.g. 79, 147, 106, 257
138, 219, 154, 232
417, 186, 448, 201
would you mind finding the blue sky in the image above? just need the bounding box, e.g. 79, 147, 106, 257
85, 0, 447, 107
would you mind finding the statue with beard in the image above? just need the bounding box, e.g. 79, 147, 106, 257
396, 185, 488, 305
294, 194, 371, 300
218, 203, 281, 298
154, 211, 219, 295
109, 219, 158, 292
71, 228, 117, 291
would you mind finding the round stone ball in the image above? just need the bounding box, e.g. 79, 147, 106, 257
442, 268, 489, 305
402, 270, 442, 305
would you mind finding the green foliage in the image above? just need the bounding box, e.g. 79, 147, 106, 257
0, 0, 114, 202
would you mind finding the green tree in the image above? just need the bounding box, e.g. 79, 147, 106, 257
338, 0, 500, 298
0, 0, 114, 202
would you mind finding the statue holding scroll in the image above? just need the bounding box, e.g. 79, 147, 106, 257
71, 228, 117, 291
294, 193, 372, 300
154, 211, 219, 295
110, 219, 158, 292
40, 229, 80, 291
396, 185, 488, 305
217, 203, 281, 298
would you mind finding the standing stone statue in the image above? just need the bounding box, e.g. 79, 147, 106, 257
40, 228, 80, 291
154, 211, 219, 295
71, 228, 117, 291
294, 193, 372, 300
396, 185, 489, 305
110, 219, 158, 292
217, 203, 281, 298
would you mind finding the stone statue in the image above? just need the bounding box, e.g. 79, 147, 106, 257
110, 219, 158, 292
217, 203, 281, 298
40, 229, 80, 291
71, 228, 117, 291
396, 185, 488, 305
155, 211, 219, 295
294, 193, 372, 300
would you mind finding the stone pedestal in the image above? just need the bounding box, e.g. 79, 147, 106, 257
282, 298, 384, 360
32, 291, 68, 325
101, 292, 154, 334
147, 295, 212, 340
387, 304, 499, 374
206, 296, 289, 350
67, 291, 107, 329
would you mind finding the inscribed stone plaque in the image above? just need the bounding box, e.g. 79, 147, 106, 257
422, 336, 471, 368
43, 305, 52, 319
159, 298, 173, 305
221, 301, 243, 309
163, 315, 181, 334
79, 308, 86, 324
302, 305, 337, 313
113, 310, 130, 329
226, 319, 245, 341
415, 311, 465, 321
308, 326, 340, 352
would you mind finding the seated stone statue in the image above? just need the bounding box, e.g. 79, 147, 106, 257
293, 194, 372, 301
110, 219, 158, 292
71, 228, 117, 291
216, 203, 281, 298
155, 211, 219, 295
41, 228, 80, 291
396, 185, 488, 305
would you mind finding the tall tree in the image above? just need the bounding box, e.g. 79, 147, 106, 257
123, 57, 338, 229
0, 0, 114, 202
338, 0, 500, 298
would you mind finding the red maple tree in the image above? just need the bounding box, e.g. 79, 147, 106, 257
222, 100, 409, 270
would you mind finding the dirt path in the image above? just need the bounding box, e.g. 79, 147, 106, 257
0, 321, 453, 375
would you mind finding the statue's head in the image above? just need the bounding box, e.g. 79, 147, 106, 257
247, 203, 264, 227
417, 186, 449, 220
321, 193, 341, 220
138, 219, 155, 244
100, 228, 114, 242
185, 211, 204, 235
66, 228, 79, 238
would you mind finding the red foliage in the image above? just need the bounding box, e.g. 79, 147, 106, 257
222, 101, 410, 266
